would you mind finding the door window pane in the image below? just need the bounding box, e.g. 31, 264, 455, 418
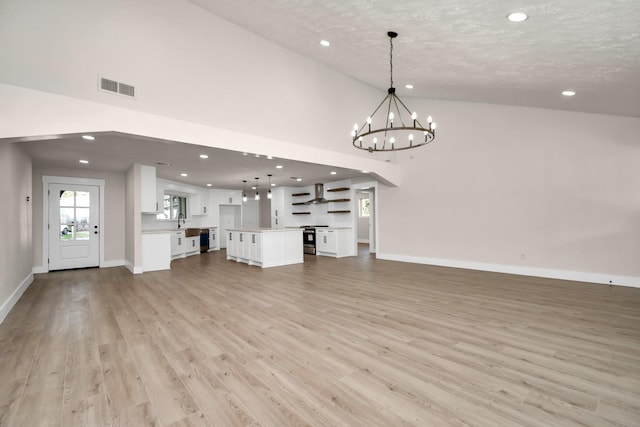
60, 208, 75, 224
59, 190, 91, 241
60, 224, 73, 240
76, 191, 90, 207
60, 190, 75, 206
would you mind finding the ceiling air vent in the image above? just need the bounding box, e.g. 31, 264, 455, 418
99, 77, 136, 98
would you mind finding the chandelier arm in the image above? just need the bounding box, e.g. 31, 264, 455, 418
391, 95, 407, 127
383, 97, 395, 149
360, 93, 391, 134
395, 94, 425, 128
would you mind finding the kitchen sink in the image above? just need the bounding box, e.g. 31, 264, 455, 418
184, 228, 201, 237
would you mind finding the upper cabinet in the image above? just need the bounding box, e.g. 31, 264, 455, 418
140, 165, 162, 214
189, 189, 208, 216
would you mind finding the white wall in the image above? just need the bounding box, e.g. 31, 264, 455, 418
378, 99, 640, 285
31, 166, 126, 270
0, 143, 32, 323
0, 0, 382, 159
1, 0, 639, 286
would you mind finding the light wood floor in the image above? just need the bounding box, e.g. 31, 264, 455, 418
1, 247, 639, 426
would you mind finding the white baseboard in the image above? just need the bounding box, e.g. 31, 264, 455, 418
101, 259, 125, 268
357, 239, 370, 244
376, 253, 640, 288
124, 261, 143, 274
32, 266, 48, 274
0, 273, 34, 324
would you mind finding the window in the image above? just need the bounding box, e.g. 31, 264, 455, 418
156, 194, 188, 220
59, 190, 91, 240
359, 197, 370, 217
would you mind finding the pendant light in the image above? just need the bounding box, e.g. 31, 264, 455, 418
267, 174, 273, 199
254, 177, 260, 201
242, 180, 247, 202
352, 31, 436, 152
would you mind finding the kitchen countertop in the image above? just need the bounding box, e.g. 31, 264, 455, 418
227, 227, 303, 233
142, 226, 217, 234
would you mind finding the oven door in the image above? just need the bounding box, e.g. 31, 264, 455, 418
303, 229, 316, 254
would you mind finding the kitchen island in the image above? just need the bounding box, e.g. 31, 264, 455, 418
226, 228, 303, 268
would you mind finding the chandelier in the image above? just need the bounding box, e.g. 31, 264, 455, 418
352, 31, 436, 152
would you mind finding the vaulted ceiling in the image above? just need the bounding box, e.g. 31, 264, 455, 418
189, 0, 640, 118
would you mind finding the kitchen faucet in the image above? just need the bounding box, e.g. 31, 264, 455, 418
177, 213, 185, 229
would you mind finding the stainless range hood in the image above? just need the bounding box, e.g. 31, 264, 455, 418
303, 183, 328, 204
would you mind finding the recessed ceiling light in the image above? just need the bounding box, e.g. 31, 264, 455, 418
82, 135, 95, 141
181, 173, 188, 177
507, 12, 528, 22
199, 154, 208, 159
361, 170, 369, 174
267, 155, 273, 160
242, 152, 248, 156
271, 183, 276, 187
330, 171, 337, 175
405, 84, 414, 89
320, 40, 330, 47
562, 90, 576, 96
276, 165, 283, 169
296, 178, 302, 182
155, 162, 172, 166
206, 183, 212, 187
79, 159, 89, 164
255, 154, 260, 158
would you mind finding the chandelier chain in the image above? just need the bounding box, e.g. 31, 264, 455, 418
389, 36, 394, 88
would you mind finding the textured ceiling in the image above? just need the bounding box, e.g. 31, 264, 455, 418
188, 0, 640, 117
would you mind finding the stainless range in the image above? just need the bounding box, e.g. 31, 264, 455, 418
302, 225, 328, 255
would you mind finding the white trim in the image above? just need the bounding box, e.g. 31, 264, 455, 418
32, 266, 48, 274
0, 273, 33, 324
376, 253, 640, 288
125, 261, 143, 274
357, 239, 370, 244
42, 176, 106, 272
102, 259, 125, 268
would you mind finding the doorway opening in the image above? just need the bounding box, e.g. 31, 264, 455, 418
355, 183, 377, 255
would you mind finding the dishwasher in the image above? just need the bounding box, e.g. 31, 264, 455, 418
199, 228, 209, 253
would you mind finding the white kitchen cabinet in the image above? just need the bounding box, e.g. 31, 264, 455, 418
208, 227, 218, 251
189, 189, 208, 216
185, 236, 200, 256
212, 189, 242, 206
142, 232, 171, 271
227, 231, 237, 258
140, 165, 161, 213
316, 228, 353, 258
171, 230, 186, 259
249, 232, 262, 263
226, 228, 302, 267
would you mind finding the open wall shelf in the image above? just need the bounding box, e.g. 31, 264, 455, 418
328, 210, 351, 214
291, 192, 310, 197
326, 187, 349, 193
292, 212, 311, 215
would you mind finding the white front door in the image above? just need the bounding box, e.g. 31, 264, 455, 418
48, 183, 100, 270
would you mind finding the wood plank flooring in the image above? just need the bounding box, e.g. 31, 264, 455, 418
1, 247, 639, 426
